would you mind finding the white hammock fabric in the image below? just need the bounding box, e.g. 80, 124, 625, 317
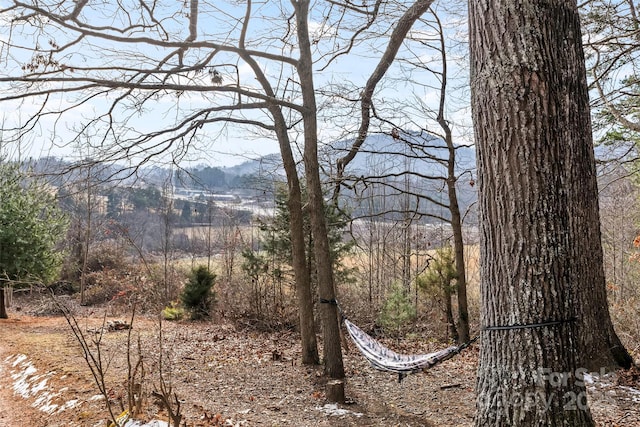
344, 319, 467, 381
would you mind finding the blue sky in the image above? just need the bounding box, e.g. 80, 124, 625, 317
0, 0, 471, 168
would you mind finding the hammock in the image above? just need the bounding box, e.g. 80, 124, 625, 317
344, 318, 477, 382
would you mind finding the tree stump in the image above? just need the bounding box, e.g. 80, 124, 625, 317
326, 379, 345, 403
0, 288, 7, 319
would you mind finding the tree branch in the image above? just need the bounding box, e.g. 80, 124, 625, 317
332, 0, 435, 201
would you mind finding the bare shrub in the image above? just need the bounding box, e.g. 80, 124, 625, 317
82, 271, 131, 306
87, 242, 128, 272
31, 294, 78, 316
64, 245, 189, 316
338, 281, 379, 326
218, 274, 298, 331
611, 294, 640, 360
133, 262, 187, 314
60, 241, 128, 283
54, 299, 141, 426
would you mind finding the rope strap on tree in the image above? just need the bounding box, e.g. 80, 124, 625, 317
319, 298, 345, 322
483, 317, 577, 331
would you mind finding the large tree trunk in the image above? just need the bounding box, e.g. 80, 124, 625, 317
562, 44, 633, 370
469, 0, 628, 424
295, 0, 344, 380
272, 113, 319, 366
288, 176, 321, 365
240, 43, 319, 365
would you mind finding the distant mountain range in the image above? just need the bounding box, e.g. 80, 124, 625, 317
225, 130, 477, 181
28, 131, 480, 223
320, 131, 478, 223
323, 130, 476, 175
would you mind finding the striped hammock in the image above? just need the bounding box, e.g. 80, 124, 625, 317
344, 319, 475, 382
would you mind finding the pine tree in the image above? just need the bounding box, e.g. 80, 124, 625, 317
379, 282, 416, 337
181, 266, 216, 320
0, 162, 68, 318
246, 183, 355, 299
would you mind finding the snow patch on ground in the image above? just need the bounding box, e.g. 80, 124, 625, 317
315, 403, 363, 418
619, 385, 640, 403
584, 371, 640, 404
5, 354, 172, 426
123, 420, 169, 427
5, 354, 79, 415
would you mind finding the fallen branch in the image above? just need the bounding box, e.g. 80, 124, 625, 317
440, 383, 462, 390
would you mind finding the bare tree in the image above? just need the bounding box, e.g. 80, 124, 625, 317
598, 164, 640, 304
56, 159, 110, 304
393, 8, 473, 343
582, 0, 640, 145
0, 0, 444, 380
1, 0, 324, 369
329, 7, 474, 343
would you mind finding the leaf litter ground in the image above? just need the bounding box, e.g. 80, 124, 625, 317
0, 313, 638, 426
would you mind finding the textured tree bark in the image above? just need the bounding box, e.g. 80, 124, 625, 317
295, 0, 345, 379
326, 380, 345, 404
288, 175, 321, 365
564, 80, 633, 369
469, 0, 627, 425
443, 123, 470, 344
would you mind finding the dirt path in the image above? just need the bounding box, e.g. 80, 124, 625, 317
0, 328, 40, 426
0, 342, 11, 425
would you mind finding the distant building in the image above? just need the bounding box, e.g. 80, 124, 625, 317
172, 187, 241, 204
